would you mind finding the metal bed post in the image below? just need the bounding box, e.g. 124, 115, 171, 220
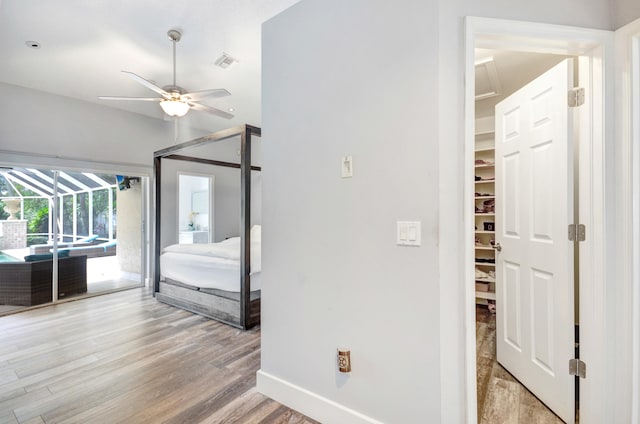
153, 125, 262, 329
240, 126, 251, 329
153, 156, 162, 294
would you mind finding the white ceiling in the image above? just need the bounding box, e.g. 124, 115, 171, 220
0, 0, 301, 132
0, 2, 575, 133
475, 48, 568, 118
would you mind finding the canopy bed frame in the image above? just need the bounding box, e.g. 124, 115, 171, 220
153, 124, 261, 330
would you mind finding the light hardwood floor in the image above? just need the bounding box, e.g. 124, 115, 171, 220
1, 287, 567, 423
0, 288, 318, 424
476, 306, 565, 424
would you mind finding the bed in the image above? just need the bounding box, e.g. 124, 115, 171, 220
157, 226, 261, 327
153, 125, 262, 329
160, 228, 261, 291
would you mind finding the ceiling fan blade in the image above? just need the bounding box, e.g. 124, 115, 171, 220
122, 71, 171, 98
98, 96, 162, 102
188, 102, 234, 119
182, 89, 231, 101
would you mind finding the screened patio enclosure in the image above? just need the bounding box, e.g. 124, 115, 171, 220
0, 167, 117, 245
0, 166, 144, 314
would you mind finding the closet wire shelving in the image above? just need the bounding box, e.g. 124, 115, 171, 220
474, 134, 496, 304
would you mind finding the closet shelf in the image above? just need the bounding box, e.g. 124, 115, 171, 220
475, 246, 495, 251
475, 278, 495, 283
476, 291, 496, 301
475, 131, 496, 306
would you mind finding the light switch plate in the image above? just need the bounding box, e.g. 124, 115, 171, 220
397, 221, 421, 246
341, 156, 353, 178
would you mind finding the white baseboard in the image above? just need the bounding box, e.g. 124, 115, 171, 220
256, 370, 384, 424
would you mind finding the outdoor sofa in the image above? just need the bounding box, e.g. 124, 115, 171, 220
29, 234, 100, 254
57, 240, 116, 258
0, 254, 87, 306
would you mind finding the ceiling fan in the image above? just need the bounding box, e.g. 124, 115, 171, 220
99, 29, 233, 119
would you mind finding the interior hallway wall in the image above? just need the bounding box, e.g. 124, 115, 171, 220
116, 182, 141, 277
160, 137, 262, 248
0, 83, 210, 168
260, 1, 441, 423
261, 0, 619, 423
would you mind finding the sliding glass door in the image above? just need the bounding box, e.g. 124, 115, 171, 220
0, 167, 145, 315
52, 170, 145, 295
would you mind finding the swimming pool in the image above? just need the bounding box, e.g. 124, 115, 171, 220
0, 252, 20, 263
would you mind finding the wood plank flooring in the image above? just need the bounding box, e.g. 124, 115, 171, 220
476, 306, 565, 424
1, 286, 569, 423
0, 288, 318, 424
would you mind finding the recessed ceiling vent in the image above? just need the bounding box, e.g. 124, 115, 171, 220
214, 52, 238, 69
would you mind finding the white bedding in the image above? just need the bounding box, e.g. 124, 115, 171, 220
160, 226, 261, 292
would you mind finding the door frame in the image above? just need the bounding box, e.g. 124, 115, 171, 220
0, 151, 153, 289
615, 18, 640, 424
464, 17, 613, 423
176, 171, 215, 242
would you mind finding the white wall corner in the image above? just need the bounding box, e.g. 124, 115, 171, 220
257, 371, 385, 424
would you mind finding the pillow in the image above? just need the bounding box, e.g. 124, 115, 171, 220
24, 250, 70, 262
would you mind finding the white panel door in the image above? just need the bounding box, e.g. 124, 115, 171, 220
495, 59, 575, 423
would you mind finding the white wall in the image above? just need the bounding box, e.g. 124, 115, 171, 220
260, 0, 619, 423
116, 182, 141, 277
0, 82, 207, 167
160, 137, 262, 247
259, 1, 441, 423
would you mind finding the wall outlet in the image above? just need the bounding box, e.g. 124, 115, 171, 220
337, 348, 351, 373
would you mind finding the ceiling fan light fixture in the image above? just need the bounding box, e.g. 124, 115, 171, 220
160, 99, 190, 117
100, 28, 232, 120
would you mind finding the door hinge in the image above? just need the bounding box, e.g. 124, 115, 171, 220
568, 87, 585, 107
568, 224, 586, 241
569, 358, 586, 378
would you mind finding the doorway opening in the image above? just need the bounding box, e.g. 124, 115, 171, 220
474, 50, 577, 423
0, 167, 147, 315
464, 17, 610, 424
177, 173, 214, 244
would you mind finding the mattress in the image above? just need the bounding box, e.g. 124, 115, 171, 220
160, 252, 261, 292
160, 230, 261, 292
